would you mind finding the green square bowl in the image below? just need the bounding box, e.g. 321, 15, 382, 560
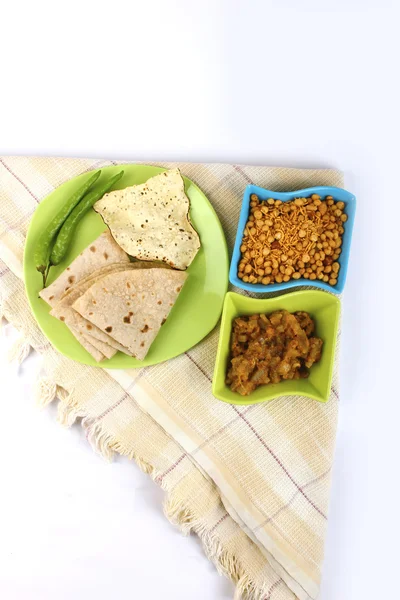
212, 290, 340, 405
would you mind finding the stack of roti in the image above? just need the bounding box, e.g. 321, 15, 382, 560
40, 231, 187, 362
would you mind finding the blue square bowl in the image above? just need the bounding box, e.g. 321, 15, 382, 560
229, 185, 356, 294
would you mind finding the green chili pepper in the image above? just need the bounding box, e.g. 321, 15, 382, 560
34, 170, 101, 285
50, 170, 124, 267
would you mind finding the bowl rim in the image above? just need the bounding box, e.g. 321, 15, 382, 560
212, 289, 341, 405
229, 184, 356, 295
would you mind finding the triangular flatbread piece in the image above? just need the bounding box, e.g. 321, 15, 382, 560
73, 268, 187, 360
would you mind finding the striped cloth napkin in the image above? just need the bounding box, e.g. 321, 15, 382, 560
0, 157, 343, 600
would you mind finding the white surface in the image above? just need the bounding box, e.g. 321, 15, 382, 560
0, 1, 397, 599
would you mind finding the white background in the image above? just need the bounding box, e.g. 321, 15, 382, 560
0, 1, 397, 599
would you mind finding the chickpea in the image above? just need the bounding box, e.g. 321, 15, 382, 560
257, 268, 265, 276
275, 232, 282, 240
288, 249, 294, 257
313, 198, 322, 206
264, 266, 272, 275
244, 250, 251, 259
285, 267, 292, 276
324, 265, 332, 274
317, 243, 323, 250
294, 198, 304, 206
255, 256, 263, 266
272, 259, 279, 269
279, 265, 286, 274
238, 272, 244, 279
259, 233, 266, 242
298, 229, 306, 238
310, 233, 318, 242
296, 242, 303, 251
317, 273, 324, 280
267, 235, 275, 243
262, 247, 271, 257
320, 251, 325, 260
248, 274, 257, 283
299, 268, 305, 275
326, 198, 334, 206
329, 278, 337, 286
255, 219, 263, 228
309, 273, 317, 280
311, 194, 320, 201
318, 202, 327, 215
302, 240, 308, 248
244, 264, 252, 274
250, 227, 257, 235
336, 201, 345, 210
334, 209, 342, 217
339, 226, 345, 234
250, 250, 257, 258
292, 272, 301, 279
332, 262, 340, 273
303, 272, 310, 279
281, 254, 288, 262
265, 219, 273, 227
254, 210, 263, 220
341, 213, 348, 222
250, 194, 258, 202
310, 257, 315, 265
239, 262, 245, 272
262, 276, 271, 285
267, 198, 275, 205
323, 275, 329, 282
275, 200, 282, 206
302, 254, 310, 263
275, 274, 283, 283
297, 260, 305, 268
243, 275, 249, 283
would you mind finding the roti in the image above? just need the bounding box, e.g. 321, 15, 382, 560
40, 230, 130, 307
51, 261, 171, 357
94, 168, 200, 270
73, 268, 187, 360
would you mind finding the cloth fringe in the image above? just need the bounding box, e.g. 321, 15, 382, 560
163, 488, 271, 600
35, 376, 58, 408
20, 367, 270, 599
8, 335, 31, 364
0, 293, 4, 330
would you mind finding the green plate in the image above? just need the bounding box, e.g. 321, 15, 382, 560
24, 165, 229, 368
212, 290, 340, 404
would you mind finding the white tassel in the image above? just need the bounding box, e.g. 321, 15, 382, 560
8, 336, 31, 364
0, 294, 4, 331
35, 376, 58, 409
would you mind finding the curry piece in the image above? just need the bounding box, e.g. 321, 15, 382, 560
226, 310, 323, 396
